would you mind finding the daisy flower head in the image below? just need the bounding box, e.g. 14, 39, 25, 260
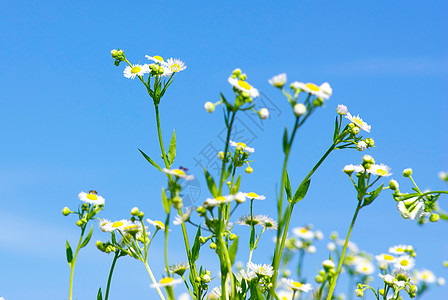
238, 269, 257, 282
168, 262, 190, 276
354, 258, 375, 275
150, 277, 183, 288
163, 168, 195, 181
79, 190, 105, 206
173, 207, 193, 225
123, 64, 149, 79
101, 219, 132, 232
343, 164, 365, 175
394, 255, 415, 270
268, 73, 287, 88
247, 262, 274, 277
277, 290, 294, 300
244, 192, 265, 200
281, 278, 313, 293
165, 58, 186, 73
292, 226, 314, 240
203, 195, 235, 208
337, 104, 348, 115
145, 55, 165, 64
235, 191, 247, 203
236, 214, 265, 227
415, 269, 436, 284
260, 215, 278, 230
367, 164, 392, 177
228, 76, 260, 98
290, 81, 331, 100
389, 244, 413, 255
229, 140, 255, 153
375, 253, 396, 268
99, 218, 111, 232
345, 112, 371, 133
147, 218, 166, 231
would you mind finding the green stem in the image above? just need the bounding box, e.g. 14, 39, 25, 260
218, 112, 236, 195
68, 228, 85, 300
155, 105, 171, 171
326, 201, 362, 300
144, 260, 166, 300
165, 212, 170, 276
104, 251, 120, 300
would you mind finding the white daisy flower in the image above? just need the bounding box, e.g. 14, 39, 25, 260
306, 245, 316, 254
168, 262, 190, 276
159, 64, 173, 77
409, 200, 425, 220
415, 269, 436, 284
375, 253, 396, 268
379, 273, 406, 287
229, 140, 255, 153
173, 207, 193, 225
327, 242, 336, 251
343, 164, 365, 175
315, 230, 324, 240
389, 244, 413, 255
337, 104, 348, 115
150, 277, 183, 288
79, 190, 105, 205
247, 262, 274, 277
165, 58, 187, 73
281, 278, 313, 292
99, 218, 112, 232
210, 286, 222, 298
235, 191, 247, 203
290, 81, 330, 100
345, 112, 371, 133
123, 64, 150, 79
101, 219, 132, 232
203, 195, 235, 208
236, 214, 265, 227
356, 141, 367, 151
237, 269, 256, 282
145, 55, 165, 64
394, 255, 415, 270
292, 227, 314, 240
437, 277, 445, 286
243, 192, 265, 200
276, 289, 294, 300
260, 215, 278, 230
147, 218, 166, 231
367, 164, 392, 177
228, 77, 260, 98
268, 73, 287, 88
354, 258, 375, 275
163, 168, 195, 181
397, 201, 411, 219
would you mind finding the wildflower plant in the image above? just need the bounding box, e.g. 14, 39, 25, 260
60, 49, 447, 300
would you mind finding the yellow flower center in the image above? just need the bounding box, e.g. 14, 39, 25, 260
154, 55, 164, 62
155, 220, 165, 228
396, 248, 404, 252
238, 80, 251, 90
247, 192, 259, 198
362, 267, 368, 271
236, 142, 247, 148
300, 228, 308, 234
400, 260, 409, 266
172, 169, 186, 176
353, 118, 363, 127
384, 254, 394, 261
112, 221, 124, 228
170, 64, 180, 72
293, 281, 303, 289
87, 193, 98, 201
423, 274, 428, 279
216, 196, 226, 202
131, 66, 142, 74
377, 169, 387, 176
160, 277, 173, 284
305, 83, 319, 91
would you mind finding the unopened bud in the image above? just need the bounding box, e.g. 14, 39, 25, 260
202, 274, 211, 283
337, 104, 348, 115
355, 289, 363, 297
76, 220, 83, 227
199, 236, 206, 244
137, 211, 145, 218
232, 68, 241, 76
365, 138, 374, 147
245, 166, 253, 174
389, 179, 399, 191
430, 214, 440, 222
363, 155, 375, 164
62, 207, 71, 216
323, 259, 335, 272
293, 103, 307, 116
131, 207, 139, 216
218, 151, 225, 160
229, 233, 237, 240
259, 108, 269, 119
204, 101, 215, 113
315, 275, 324, 283
403, 168, 413, 177
356, 141, 367, 151
209, 242, 217, 250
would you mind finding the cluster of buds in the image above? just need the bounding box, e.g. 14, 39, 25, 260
63, 190, 104, 228
315, 259, 336, 283
96, 241, 117, 254
111, 49, 125, 66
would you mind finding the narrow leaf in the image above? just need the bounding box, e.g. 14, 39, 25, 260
231, 175, 241, 194
292, 179, 311, 204
285, 171, 292, 202
80, 226, 93, 248
204, 169, 218, 197
229, 237, 239, 265
191, 226, 202, 262
363, 183, 383, 207
138, 149, 163, 173
282, 127, 288, 153
161, 187, 170, 214
66, 240, 73, 264
333, 116, 339, 142
97, 288, 103, 300
168, 130, 176, 166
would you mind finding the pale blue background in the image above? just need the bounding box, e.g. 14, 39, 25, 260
0, 1, 447, 299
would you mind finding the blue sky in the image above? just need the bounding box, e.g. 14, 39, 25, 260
0, 1, 447, 299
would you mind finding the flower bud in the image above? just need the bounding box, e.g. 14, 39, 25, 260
96, 240, 104, 251
209, 242, 217, 250
343, 165, 355, 175
137, 211, 145, 218
293, 103, 307, 116
365, 138, 374, 147
437, 277, 446, 286
232, 68, 242, 76
315, 275, 324, 283
312, 98, 324, 107
131, 207, 139, 216
389, 179, 399, 191
199, 236, 206, 244
351, 126, 360, 135
379, 289, 385, 295
403, 168, 413, 177
245, 166, 253, 174
239, 73, 247, 80
204, 101, 215, 113
202, 274, 211, 283
111, 49, 118, 58
337, 104, 348, 115
362, 155, 374, 164
197, 206, 206, 216
430, 213, 440, 222
76, 220, 83, 227
444, 261, 448, 268
62, 207, 71, 216
355, 289, 363, 297
229, 233, 237, 240
259, 108, 269, 119
356, 141, 367, 151
323, 259, 335, 272
218, 151, 225, 160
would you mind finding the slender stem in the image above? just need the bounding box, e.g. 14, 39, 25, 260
104, 251, 120, 300
144, 260, 166, 300
155, 105, 171, 171
326, 201, 362, 300
164, 212, 170, 276
68, 228, 85, 300
182, 275, 195, 299
218, 112, 236, 195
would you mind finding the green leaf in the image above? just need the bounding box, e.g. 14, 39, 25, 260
204, 169, 218, 197
191, 226, 202, 263
66, 240, 73, 264
292, 179, 311, 204
362, 183, 383, 207
168, 130, 176, 166
357, 176, 366, 201
282, 127, 288, 153
80, 226, 93, 248
231, 175, 242, 194
229, 236, 239, 266
161, 188, 170, 214
97, 288, 103, 300
333, 116, 339, 142
138, 149, 163, 173
285, 171, 292, 202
